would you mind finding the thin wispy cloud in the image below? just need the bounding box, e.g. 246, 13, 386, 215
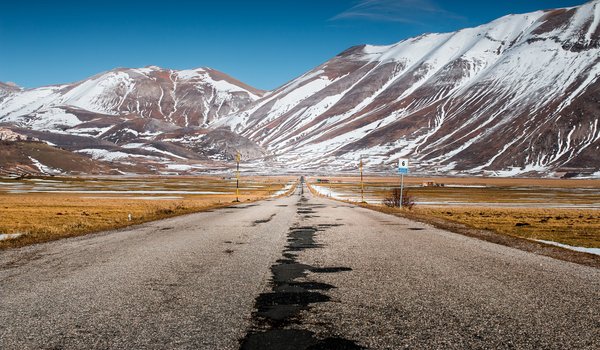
331, 0, 464, 24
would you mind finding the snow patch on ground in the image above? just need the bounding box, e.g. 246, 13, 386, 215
76, 149, 160, 162
310, 184, 360, 201
535, 239, 600, 256
0, 233, 24, 241
271, 182, 294, 197
29, 108, 81, 132
39, 190, 227, 194
28, 157, 60, 175
143, 147, 186, 160
166, 164, 204, 171
82, 196, 185, 200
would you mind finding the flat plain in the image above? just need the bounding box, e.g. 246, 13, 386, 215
1, 183, 598, 349
307, 176, 600, 250
0, 176, 294, 249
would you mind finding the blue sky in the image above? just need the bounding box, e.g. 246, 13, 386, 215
0, 0, 588, 90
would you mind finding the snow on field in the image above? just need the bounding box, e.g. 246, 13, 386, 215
76, 149, 134, 161
535, 240, 600, 256
166, 164, 204, 171
76, 149, 162, 162
81, 196, 185, 200
0, 233, 24, 241
28, 157, 60, 175
310, 184, 365, 201
142, 146, 186, 160
271, 182, 294, 197
35, 190, 228, 195
311, 184, 383, 204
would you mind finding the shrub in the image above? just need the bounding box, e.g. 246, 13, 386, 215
383, 188, 415, 210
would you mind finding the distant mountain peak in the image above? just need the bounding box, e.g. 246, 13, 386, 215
0, 66, 264, 129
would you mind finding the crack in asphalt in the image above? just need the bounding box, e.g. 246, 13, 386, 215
252, 213, 277, 226
240, 192, 364, 350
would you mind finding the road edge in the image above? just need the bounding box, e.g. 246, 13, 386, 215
306, 182, 600, 269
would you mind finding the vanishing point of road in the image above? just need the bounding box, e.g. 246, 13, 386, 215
1, 182, 598, 349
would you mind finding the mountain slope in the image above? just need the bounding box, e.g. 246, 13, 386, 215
0, 67, 267, 173
0, 66, 264, 130
219, 0, 600, 176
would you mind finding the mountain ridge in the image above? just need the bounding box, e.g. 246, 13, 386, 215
1, 0, 599, 177
0, 66, 267, 176
217, 0, 600, 177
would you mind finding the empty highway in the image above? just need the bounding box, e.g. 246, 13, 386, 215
1, 183, 598, 349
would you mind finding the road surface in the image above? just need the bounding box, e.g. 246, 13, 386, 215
1, 182, 598, 349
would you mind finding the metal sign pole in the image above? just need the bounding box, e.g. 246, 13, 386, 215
400, 173, 404, 208
360, 159, 364, 203
235, 152, 241, 202
397, 158, 408, 208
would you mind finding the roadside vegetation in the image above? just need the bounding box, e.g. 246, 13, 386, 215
399, 207, 599, 248
307, 176, 600, 249
0, 176, 296, 249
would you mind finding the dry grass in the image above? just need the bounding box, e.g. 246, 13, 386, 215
0, 176, 296, 249
314, 175, 600, 188
411, 207, 600, 248
309, 176, 600, 206
307, 177, 600, 248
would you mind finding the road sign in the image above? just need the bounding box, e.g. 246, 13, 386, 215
398, 158, 409, 174
397, 158, 409, 207
359, 159, 364, 203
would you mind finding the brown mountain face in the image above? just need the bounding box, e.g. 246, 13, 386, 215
220, 0, 600, 176
0, 141, 125, 177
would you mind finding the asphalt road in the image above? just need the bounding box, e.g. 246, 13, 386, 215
1, 183, 598, 349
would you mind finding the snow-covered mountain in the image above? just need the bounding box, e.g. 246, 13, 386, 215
219, 0, 600, 176
0, 82, 21, 102
2, 0, 599, 177
1, 66, 263, 129
0, 66, 266, 175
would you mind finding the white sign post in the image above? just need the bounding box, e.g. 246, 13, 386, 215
398, 158, 409, 207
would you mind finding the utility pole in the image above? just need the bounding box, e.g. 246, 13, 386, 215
359, 158, 364, 203
235, 152, 241, 202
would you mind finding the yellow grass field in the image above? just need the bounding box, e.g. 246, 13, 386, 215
0, 176, 296, 249
307, 176, 600, 249
408, 207, 600, 248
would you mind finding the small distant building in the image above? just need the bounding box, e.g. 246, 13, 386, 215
422, 181, 444, 187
